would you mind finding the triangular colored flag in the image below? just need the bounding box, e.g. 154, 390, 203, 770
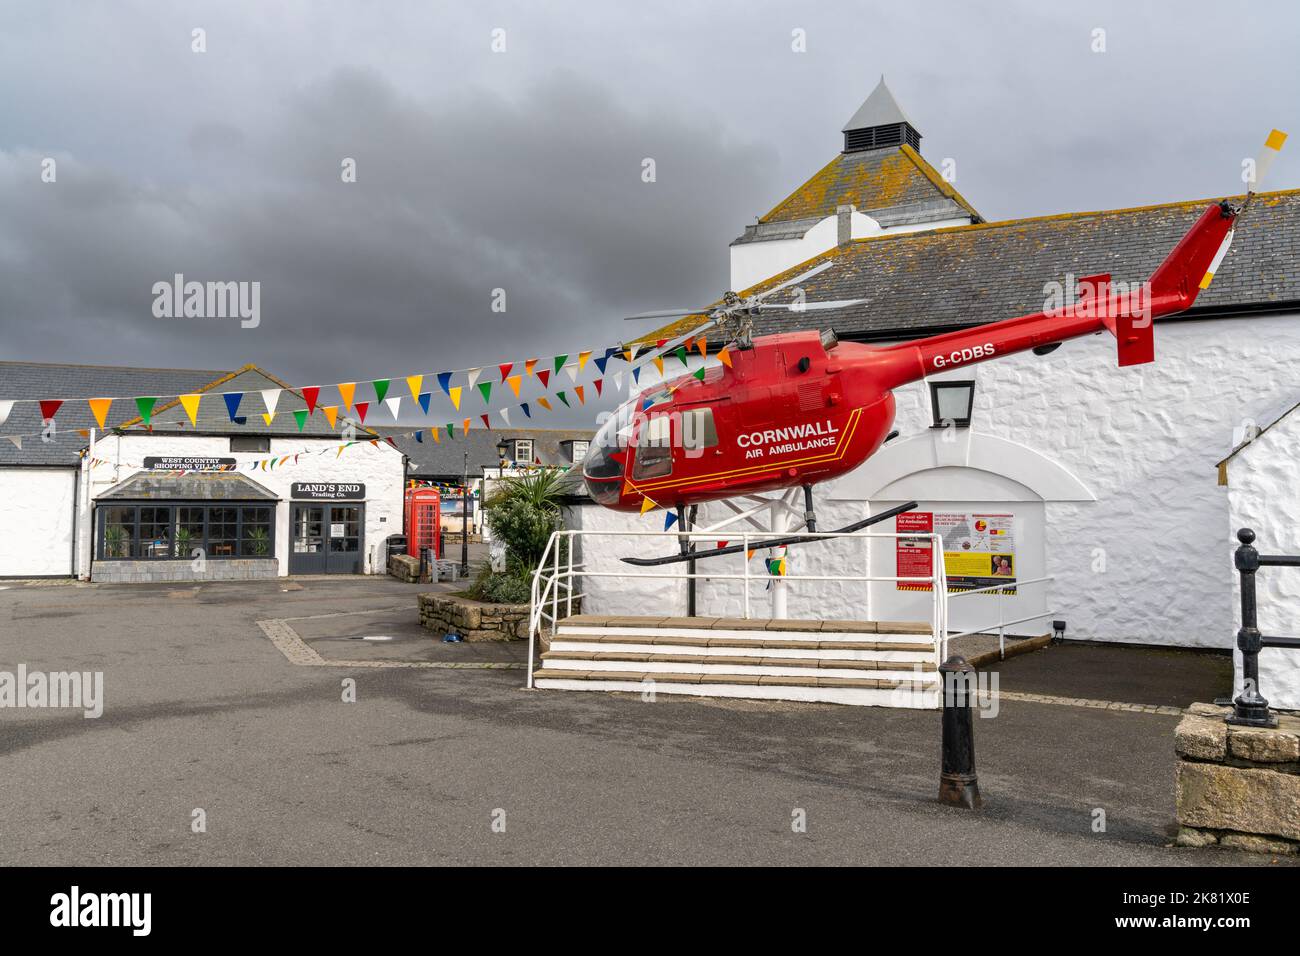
406, 375, 423, 400
417, 392, 431, 414
8, 436, 21, 450
664, 512, 678, 531
575, 385, 585, 404
430, 428, 440, 443
219, 392, 241, 422
449, 387, 462, 410
594, 379, 603, 396
0, 401, 12, 426
693, 367, 706, 381
372, 379, 389, 404
640, 495, 657, 515
578, 350, 592, 370
717, 541, 729, 549
675, 346, 688, 366
385, 397, 401, 420
499, 407, 511, 426
355, 402, 369, 423
520, 403, 531, 418
466, 368, 481, 391
632, 367, 641, 384
437, 372, 453, 396
446, 423, 456, 439
179, 394, 201, 426
506, 375, 522, 397
262, 389, 282, 417
747, 550, 755, 561
262, 413, 275, 426
538, 396, 552, 411
524, 358, 538, 377
477, 382, 492, 404
414, 431, 423, 444
553, 355, 567, 374
462, 417, 471, 434
696, 338, 708, 357
135, 397, 157, 424
88, 398, 112, 428
594, 355, 608, 375
564, 364, 578, 382
717, 347, 732, 368
39, 400, 63, 421
537, 370, 550, 388
323, 406, 339, 428
481, 414, 491, 429
498, 363, 513, 382
338, 382, 356, 410
302, 386, 320, 415
614, 372, 625, 391
557, 391, 569, 407
653, 356, 664, 375
293, 409, 309, 432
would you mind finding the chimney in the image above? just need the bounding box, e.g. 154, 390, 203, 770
837, 205, 855, 246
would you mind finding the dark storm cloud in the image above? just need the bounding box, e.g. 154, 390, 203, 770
0, 68, 774, 399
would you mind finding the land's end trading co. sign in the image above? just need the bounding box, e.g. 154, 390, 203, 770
292, 482, 365, 500
143, 457, 236, 472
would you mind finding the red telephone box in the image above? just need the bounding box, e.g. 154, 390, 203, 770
404, 487, 441, 560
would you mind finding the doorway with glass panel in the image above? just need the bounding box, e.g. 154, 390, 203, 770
289, 503, 365, 573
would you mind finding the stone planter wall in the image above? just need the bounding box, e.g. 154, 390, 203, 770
92, 559, 279, 583
419, 592, 528, 642
1174, 702, 1300, 855
388, 553, 421, 583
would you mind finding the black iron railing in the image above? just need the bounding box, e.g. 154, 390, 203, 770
1229, 528, 1300, 728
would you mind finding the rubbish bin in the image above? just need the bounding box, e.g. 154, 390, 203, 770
386, 534, 408, 560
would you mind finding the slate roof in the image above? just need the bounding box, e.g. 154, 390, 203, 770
659, 189, 1300, 343
0, 362, 223, 467
0, 362, 381, 467
98, 472, 278, 500
754, 144, 981, 228
377, 427, 595, 479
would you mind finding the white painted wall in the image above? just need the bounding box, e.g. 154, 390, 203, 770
1225, 409, 1300, 711
0, 469, 76, 576
78, 433, 405, 577
568, 313, 1300, 657
729, 212, 970, 292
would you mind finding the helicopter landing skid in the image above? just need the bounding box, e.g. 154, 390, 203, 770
620, 500, 918, 566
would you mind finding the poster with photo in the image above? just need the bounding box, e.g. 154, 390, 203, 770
896, 511, 1017, 594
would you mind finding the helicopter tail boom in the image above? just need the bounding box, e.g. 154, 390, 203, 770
875, 200, 1239, 386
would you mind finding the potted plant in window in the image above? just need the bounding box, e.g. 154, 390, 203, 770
104, 524, 128, 559
247, 526, 270, 556
174, 526, 196, 559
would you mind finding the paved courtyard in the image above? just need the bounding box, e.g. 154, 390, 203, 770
0, 577, 1289, 866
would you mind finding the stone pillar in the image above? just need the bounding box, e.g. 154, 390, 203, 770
1174, 702, 1300, 854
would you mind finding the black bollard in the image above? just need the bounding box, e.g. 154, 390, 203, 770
938, 655, 983, 809
1228, 529, 1278, 728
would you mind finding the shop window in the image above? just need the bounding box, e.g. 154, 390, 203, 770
97, 503, 275, 561
240, 507, 273, 557
138, 507, 172, 559
231, 436, 271, 452
101, 506, 137, 559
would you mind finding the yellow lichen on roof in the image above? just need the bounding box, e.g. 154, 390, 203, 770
759, 149, 932, 223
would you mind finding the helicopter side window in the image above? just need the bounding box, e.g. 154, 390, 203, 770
680, 407, 718, 452
632, 414, 673, 480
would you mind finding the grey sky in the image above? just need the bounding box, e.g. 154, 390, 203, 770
1, 0, 1296, 427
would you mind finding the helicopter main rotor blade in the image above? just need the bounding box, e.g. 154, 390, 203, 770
759, 298, 869, 312
623, 308, 716, 321
752, 261, 834, 301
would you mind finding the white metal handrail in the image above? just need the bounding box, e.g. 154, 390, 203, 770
947, 575, 1057, 659
527, 528, 951, 688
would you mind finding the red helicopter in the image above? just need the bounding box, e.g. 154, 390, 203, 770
584, 193, 1247, 566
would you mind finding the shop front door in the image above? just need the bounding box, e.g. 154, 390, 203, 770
290, 503, 365, 574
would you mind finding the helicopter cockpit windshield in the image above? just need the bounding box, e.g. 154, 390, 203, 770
582, 399, 636, 504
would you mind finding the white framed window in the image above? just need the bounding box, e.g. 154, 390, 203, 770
569, 440, 589, 462
513, 439, 534, 463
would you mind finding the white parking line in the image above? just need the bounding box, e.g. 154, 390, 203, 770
256, 617, 526, 670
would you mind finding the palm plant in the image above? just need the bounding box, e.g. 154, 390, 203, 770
484, 467, 576, 573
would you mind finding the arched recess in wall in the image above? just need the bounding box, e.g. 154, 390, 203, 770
828, 430, 1096, 503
